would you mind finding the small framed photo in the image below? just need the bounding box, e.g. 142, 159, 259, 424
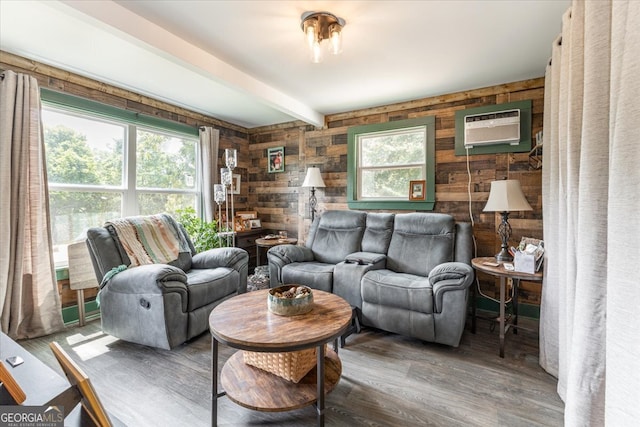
409, 180, 426, 201
249, 219, 262, 229
236, 210, 257, 220
268, 146, 285, 173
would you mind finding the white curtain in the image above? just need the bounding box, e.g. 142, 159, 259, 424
198, 126, 219, 222
540, 1, 640, 425
0, 70, 65, 339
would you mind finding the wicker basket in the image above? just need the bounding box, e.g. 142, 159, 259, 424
243, 347, 324, 383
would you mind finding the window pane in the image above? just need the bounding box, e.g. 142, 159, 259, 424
49, 191, 122, 265
43, 109, 124, 186
137, 130, 197, 190
361, 167, 423, 199
360, 128, 425, 167
138, 193, 197, 216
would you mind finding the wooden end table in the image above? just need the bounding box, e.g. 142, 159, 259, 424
255, 237, 298, 267
471, 257, 543, 358
209, 289, 352, 426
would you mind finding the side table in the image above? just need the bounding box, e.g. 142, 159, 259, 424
471, 257, 543, 358
255, 237, 297, 267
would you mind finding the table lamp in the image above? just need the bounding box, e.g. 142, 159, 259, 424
301, 167, 326, 221
483, 179, 532, 262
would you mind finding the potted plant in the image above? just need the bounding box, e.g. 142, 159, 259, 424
175, 207, 222, 252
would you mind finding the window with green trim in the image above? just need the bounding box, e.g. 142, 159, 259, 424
347, 116, 435, 210
41, 91, 200, 266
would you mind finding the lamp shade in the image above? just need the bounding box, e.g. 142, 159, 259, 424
483, 180, 532, 212
302, 167, 326, 188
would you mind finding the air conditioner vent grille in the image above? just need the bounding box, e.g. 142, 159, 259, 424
464, 108, 520, 148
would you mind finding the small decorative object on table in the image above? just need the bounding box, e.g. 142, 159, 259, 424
513, 237, 544, 274
268, 285, 313, 316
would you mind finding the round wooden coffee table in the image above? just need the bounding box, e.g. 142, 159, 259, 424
209, 289, 352, 426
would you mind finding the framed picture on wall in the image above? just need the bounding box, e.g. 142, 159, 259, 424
409, 180, 426, 201
228, 174, 240, 194
268, 146, 285, 173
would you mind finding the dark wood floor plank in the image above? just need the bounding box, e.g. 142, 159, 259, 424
19, 314, 563, 426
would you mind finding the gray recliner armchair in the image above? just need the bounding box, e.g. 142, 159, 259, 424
86, 215, 248, 350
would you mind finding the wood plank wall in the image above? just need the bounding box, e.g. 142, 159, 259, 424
1, 51, 545, 308
248, 78, 545, 306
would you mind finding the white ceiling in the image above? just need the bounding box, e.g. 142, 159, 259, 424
0, 0, 568, 129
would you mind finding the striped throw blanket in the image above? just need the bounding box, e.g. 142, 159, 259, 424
105, 214, 189, 267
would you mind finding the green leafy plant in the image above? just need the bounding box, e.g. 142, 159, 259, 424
175, 207, 222, 252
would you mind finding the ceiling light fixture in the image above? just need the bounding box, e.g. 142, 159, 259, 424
301, 11, 346, 63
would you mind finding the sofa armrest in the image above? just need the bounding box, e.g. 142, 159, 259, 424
267, 245, 315, 287
345, 251, 386, 266
192, 247, 248, 273
429, 262, 474, 312
268, 245, 314, 264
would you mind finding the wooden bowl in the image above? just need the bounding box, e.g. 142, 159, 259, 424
268, 285, 314, 316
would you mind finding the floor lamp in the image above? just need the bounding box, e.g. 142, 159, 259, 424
214, 184, 226, 245
220, 167, 233, 247
483, 179, 532, 262
224, 148, 237, 246
302, 167, 326, 222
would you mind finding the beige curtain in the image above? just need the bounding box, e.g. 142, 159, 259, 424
198, 126, 219, 222
0, 70, 64, 339
540, 1, 640, 425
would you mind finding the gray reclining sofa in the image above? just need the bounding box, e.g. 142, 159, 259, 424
267, 210, 474, 347
86, 217, 248, 350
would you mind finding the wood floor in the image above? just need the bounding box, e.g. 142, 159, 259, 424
21, 314, 563, 426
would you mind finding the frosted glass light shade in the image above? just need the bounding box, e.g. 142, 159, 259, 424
225, 148, 237, 170
221, 167, 232, 186
214, 184, 226, 204
329, 24, 342, 54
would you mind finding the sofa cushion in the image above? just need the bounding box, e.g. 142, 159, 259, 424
386, 213, 455, 276
282, 262, 335, 292
361, 269, 434, 315
185, 268, 238, 311
361, 213, 395, 253
310, 211, 366, 264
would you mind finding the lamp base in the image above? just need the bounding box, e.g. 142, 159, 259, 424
495, 248, 513, 262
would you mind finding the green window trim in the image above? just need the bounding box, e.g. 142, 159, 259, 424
347, 116, 436, 210
40, 88, 199, 137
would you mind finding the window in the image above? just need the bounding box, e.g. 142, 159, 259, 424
347, 116, 435, 210
41, 91, 199, 266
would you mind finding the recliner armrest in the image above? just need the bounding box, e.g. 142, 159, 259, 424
429, 262, 474, 312
102, 264, 189, 312
192, 247, 248, 273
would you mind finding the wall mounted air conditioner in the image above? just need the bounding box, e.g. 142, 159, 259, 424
464, 109, 521, 148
